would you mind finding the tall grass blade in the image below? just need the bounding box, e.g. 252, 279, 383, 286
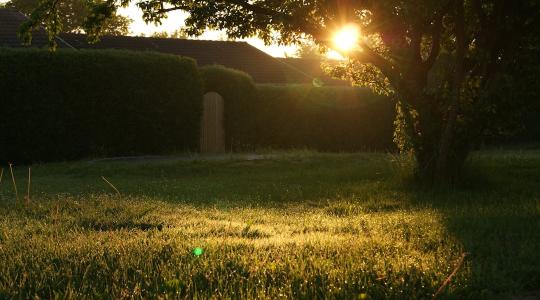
9, 163, 19, 202
101, 176, 121, 197
26, 167, 31, 205
433, 252, 468, 299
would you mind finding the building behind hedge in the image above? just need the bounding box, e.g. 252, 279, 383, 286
0, 8, 349, 86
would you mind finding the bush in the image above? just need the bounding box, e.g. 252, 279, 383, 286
248, 85, 396, 151
199, 65, 258, 148
0, 48, 203, 163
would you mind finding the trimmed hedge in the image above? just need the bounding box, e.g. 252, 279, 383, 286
200, 66, 396, 151
0, 48, 203, 163
248, 85, 396, 151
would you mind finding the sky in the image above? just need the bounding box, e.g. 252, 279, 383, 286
118, 6, 299, 57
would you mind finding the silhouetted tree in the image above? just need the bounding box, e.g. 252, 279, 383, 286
150, 30, 187, 39
7, 0, 131, 35
295, 42, 323, 59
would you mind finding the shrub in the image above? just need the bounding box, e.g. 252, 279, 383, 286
0, 48, 203, 163
248, 85, 396, 151
199, 65, 258, 149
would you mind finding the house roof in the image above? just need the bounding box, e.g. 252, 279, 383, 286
59, 33, 311, 84
0, 8, 316, 84
0, 8, 73, 49
278, 57, 352, 86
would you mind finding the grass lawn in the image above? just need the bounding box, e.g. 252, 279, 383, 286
0, 149, 539, 299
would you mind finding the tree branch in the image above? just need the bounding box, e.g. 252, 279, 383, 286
220, 0, 326, 40
155, 6, 190, 14
221, 0, 288, 19
472, 0, 487, 29
424, 2, 453, 68
424, 14, 443, 68
353, 41, 400, 84
348, 41, 426, 106
410, 25, 423, 64
437, 0, 467, 174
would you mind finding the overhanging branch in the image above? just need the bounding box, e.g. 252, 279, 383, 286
424, 14, 443, 68
351, 41, 404, 94
424, 1, 453, 68
221, 0, 289, 20
220, 0, 325, 40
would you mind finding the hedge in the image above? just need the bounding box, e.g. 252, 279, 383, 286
0, 48, 203, 163
248, 85, 396, 151
200, 65, 396, 151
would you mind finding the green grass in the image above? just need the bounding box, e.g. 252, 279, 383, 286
0, 150, 539, 299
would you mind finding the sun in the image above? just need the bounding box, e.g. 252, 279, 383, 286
333, 24, 360, 52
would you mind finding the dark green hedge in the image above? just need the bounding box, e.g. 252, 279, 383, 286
200, 66, 396, 152
0, 48, 203, 163
248, 85, 396, 151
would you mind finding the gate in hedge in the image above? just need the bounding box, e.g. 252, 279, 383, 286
200, 92, 225, 153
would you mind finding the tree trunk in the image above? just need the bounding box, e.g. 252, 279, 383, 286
412, 94, 470, 185
414, 104, 442, 183
434, 0, 467, 183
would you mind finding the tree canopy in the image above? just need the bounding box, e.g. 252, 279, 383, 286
294, 42, 323, 59
23, 0, 540, 183
10, 0, 131, 46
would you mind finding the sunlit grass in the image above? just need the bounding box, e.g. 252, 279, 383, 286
0, 149, 538, 298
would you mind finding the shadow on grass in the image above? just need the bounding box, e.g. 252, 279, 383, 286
18, 152, 393, 207
401, 154, 540, 298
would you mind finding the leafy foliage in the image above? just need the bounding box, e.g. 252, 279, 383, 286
6, 0, 131, 35
0, 48, 203, 163
294, 42, 323, 59
484, 32, 540, 144
150, 30, 187, 39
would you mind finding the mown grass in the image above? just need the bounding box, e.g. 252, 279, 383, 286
0, 149, 538, 299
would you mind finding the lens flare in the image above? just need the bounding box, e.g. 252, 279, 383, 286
193, 247, 204, 256
333, 25, 360, 52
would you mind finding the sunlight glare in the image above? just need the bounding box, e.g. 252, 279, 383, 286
333, 25, 360, 52
327, 50, 346, 60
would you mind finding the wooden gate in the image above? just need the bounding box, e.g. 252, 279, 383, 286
200, 92, 225, 153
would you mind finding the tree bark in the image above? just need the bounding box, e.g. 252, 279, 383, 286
435, 0, 467, 181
